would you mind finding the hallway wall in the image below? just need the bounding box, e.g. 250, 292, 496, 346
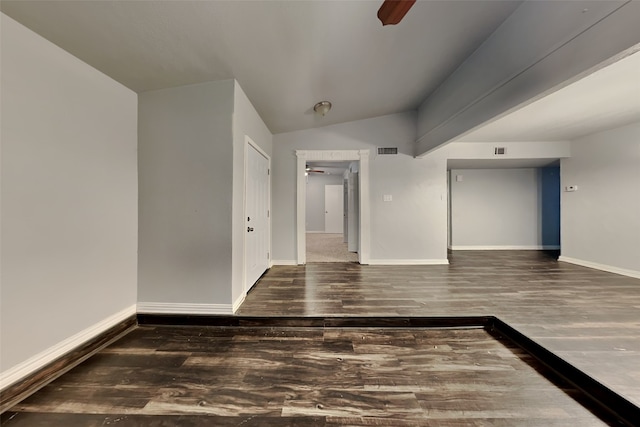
306, 174, 345, 232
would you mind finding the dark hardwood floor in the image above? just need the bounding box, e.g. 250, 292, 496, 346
238, 251, 640, 408
2, 250, 639, 426
1, 325, 617, 426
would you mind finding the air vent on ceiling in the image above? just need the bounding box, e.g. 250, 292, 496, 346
494, 147, 506, 155
378, 147, 398, 155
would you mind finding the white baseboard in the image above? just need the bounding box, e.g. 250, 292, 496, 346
558, 256, 640, 279
137, 302, 233, 315
232, 292, 246, 313
367, 259, 449, 265
0, 304, 136, 391
451, 245, 561, 250
271, 260, 297, 265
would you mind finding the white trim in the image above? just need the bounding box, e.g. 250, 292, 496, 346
244, 136, 271, 294
305, 231, 326, 234
246, 135, 270, 161
450, 245, 561, 250
137, 302, 233, 315
559, 256, 640, 279
296, 150, 370, 265
232, 292, 246, 313
368, 259, 450, 265
0, 304, 136, 390
271, 259, 297, 265
358, 150, 371, 265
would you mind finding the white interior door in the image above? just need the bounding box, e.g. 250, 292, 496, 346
324, 184, 344, 233
246, 143, 270, 290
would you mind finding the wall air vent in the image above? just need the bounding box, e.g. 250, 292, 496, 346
494, 147, 506, 155
378, 147, 398, 155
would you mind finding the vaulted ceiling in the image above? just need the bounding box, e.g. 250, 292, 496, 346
2, 0, 639, 144
0, 0, 521, 133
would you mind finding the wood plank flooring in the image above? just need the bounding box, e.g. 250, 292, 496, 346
2, 250, 638, 425
1, 325, 617, 426
238, 251, 640, 408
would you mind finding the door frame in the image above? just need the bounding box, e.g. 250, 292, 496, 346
296, 149, 370, 264
347, 171, 359, 253
244, 136, 271, 293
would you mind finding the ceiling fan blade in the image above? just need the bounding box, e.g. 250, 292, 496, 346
377, 0, 416, 26
306, 165, 325, 173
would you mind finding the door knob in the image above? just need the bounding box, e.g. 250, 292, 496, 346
247, 227, 254, 232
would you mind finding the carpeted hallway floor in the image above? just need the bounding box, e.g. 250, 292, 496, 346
306, 233, 358, 263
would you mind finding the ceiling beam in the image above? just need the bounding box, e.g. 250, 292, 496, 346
415, 0, 640, 157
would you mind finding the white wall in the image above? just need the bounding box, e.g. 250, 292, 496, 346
1, 14, 138, 376
272, 112, 449, 264
138, 80, 235, 306
306, 174, 345, 232
449, 168, 559, 249
231, 81, 272, 305
560, 122, 640, 276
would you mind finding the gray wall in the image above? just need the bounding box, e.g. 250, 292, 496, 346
450, 168, 560, 249
306, 174, 345, 232
138, 80, 235, 305
561, 121, 640, 274
272, 112, 449, 263
1, 14, 138, 372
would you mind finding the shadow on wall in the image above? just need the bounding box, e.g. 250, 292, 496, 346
538, 166, 561, 248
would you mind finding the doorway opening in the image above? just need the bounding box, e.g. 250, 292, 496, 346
305, 161, 359, 262
446, 160, 561, 258
296, 150, 370, 264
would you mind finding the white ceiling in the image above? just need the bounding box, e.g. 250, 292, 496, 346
0, 0, 521, 134
457, 48, 640, 143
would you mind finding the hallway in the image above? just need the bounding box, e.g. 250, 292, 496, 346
306, 233, 359, 263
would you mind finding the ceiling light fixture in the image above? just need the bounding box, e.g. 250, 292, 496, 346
313, 101, 332, 116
